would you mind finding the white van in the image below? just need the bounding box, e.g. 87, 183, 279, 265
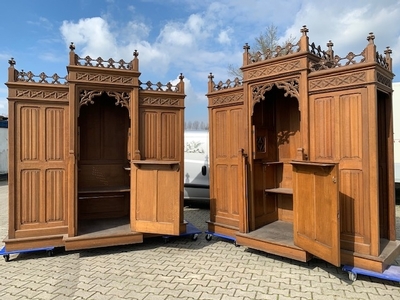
184, 130, 210, 201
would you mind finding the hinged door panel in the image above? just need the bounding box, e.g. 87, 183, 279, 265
130, 105, 184, 236
131, 162, 181, 235
292, 161, 340, 266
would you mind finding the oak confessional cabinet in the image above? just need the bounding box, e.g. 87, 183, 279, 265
206, 27, 400, 273
5, 44, 187, 251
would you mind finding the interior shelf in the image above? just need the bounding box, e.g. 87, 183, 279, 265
265, 187, 293, 195
78, 186, 130, 194
132, 160, 180, 169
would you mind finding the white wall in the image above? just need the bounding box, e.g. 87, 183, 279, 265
0, 127, 8, 174
393, 82, 400, 183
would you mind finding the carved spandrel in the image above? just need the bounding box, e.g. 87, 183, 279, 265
79, 90, 130, 116
252, 79, 300, 109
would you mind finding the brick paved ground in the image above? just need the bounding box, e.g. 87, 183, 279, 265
0, 180, 399, 299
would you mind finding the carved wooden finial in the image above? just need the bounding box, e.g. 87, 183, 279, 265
301, 25, 309, 36
179, 73, 184, 81
384, 46, 392, 58
207, 73, 215, 93
133, 50, 139, 57
326, 40, 334, 58
367, 32, 375, 44
69, 42, 75, 51
8, 57, 16, 67
243, 43, 250, 53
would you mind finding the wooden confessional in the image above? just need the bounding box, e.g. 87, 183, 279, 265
206, 27, 400, 272
5, 44, 186, 251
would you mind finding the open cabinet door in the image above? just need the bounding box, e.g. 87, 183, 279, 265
292, 161, 340, 266
131, 162, 182, 236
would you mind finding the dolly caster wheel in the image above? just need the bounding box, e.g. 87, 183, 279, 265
205, 234, 212, 241
348, 271, 357, 282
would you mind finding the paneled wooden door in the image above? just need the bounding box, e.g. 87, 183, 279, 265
292, 161, 340, 266
130, 109, 184, 236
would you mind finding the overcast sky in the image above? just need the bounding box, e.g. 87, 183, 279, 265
0, 0, 399, 122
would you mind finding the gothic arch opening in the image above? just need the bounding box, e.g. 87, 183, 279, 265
77, 92, 131, 233
250, 86, 301, 231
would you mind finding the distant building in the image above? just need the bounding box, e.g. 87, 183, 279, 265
0, 116, 8, 178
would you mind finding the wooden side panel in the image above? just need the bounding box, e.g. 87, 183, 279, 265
338, 92, 370, 253
14, 104, 68, 237
293, 162, 340, 266
340, 170, 368, 249
45, 169, 65, 222
161, 113, 178, 159
142, 111, 158, 159
312, 96, 335, 161
340, 93, 362, 160
20, 169, 40, 224
310, 90, 371, 255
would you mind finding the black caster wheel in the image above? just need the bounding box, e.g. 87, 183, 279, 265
234, 241, 239, 247
46, 250, 54, 257
3, 254, 10, 262
205, 234, 212, 241
192, 234, 198, 241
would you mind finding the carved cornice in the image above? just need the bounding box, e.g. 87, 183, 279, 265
309, 71, 366, 91
252, 78, 300, 107
376, 72, 392, 89
79, 90, 130, 115
140, 97, 181, 106
210, 92, 244, 107
76, 72, 132, 84
15, 89, 68, 101
247, 60, 301, 79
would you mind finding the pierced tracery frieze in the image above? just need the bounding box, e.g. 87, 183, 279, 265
76, 72, 132, 84
247, 60, 301, 79
309, 72, 366, 91
140, 97, 181, 106
15, 89, 68, 101
211, 92, 244, 107
79, 90, 130, 114
377, 72, 392, 89
252, 79, 300, 107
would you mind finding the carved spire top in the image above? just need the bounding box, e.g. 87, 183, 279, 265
326, 40, 334, 58
8, 57, 16, 67
243, 43, 250, 53
301, 25, 309, 36
208, 73, 214, 81
367, 32, 375, 44
69, 42, 75, 52
179, 73, 184, 81
133, 50, 139, 58
384, 46, 392, 58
